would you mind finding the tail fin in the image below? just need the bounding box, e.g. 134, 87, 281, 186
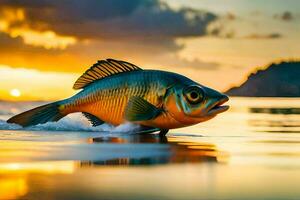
7, 101, 65, 127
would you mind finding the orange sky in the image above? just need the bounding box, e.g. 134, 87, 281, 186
0, 0, 299, 100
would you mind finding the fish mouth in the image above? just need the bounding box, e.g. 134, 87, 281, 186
207, 96, 229, 116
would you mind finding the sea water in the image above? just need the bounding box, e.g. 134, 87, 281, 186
0, 97, 300, 200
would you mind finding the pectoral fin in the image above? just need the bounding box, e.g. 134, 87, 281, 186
82, 112, 105, 127
125, 96, 163, 121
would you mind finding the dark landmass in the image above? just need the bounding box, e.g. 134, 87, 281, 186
226, 61, 300, 97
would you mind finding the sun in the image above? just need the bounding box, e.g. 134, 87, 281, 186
10, 89, 21, 97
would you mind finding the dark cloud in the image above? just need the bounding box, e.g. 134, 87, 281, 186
0, 33, 24, 50
0, 0, 217, 40
0, 0, 220, 75
0, 32, 220, 73
158, 56, 220, 71
274, 11, 294, 21
208, 25, 236, 39
206, 12, 238, 39
245, 33, 282, 39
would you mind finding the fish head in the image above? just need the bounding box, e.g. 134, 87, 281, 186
164, 83, 229, 126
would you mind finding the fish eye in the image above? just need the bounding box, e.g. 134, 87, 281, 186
184, 86, 205, 105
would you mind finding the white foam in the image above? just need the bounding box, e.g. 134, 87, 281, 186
0, 113, 141, 133
112, 122, 142, 133
0, 119, 22, 130
0, 101, 143, 133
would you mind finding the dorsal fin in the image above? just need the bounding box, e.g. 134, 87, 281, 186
73, 59, 142, 90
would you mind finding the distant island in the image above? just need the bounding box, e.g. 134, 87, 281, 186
226, 61, 300, 97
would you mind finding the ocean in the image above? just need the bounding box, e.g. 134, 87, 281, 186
0, 97, 300, 200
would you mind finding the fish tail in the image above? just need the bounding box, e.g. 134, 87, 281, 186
7, 100, 67, 127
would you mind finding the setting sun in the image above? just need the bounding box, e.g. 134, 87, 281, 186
10, 89, 21, 97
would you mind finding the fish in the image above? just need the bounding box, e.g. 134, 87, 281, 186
7, 59, 229, 135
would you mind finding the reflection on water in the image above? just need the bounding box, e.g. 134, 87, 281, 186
0, 161, 75, 174
0, 133, 229, 200
1, 98, 300, 200
250, 107, 300, 115
249, 119, 300, 128
0, 133, 228, 165
249, 118, 300, 133
247, 104, 300, 134
81, 134, 228, 166
0, 177, 28, 200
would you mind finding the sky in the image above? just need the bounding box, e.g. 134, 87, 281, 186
0, 0, 299, 100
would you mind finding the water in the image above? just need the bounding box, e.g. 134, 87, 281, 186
0, 97, 300, 200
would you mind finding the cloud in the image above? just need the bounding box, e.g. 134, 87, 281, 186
0, 0, 217, 40
207, 25, 236, 39
207, 12, 285, 40
0, 32, 68, 53
0, 7, 77, 49
244, 33, 282, 39
206, 12, 237, 39
0, 32, 220, 75
274, 11, 294, 21
0, 0, 220, 75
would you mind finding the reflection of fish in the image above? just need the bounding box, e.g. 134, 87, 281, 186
7, 59, 229, 134
83, 134, 229, 166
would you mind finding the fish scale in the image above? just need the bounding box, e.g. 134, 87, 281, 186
70, 74, 161, 125
7, 59, 229, 133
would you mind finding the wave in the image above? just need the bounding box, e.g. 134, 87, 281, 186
0, 113, 141, 133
